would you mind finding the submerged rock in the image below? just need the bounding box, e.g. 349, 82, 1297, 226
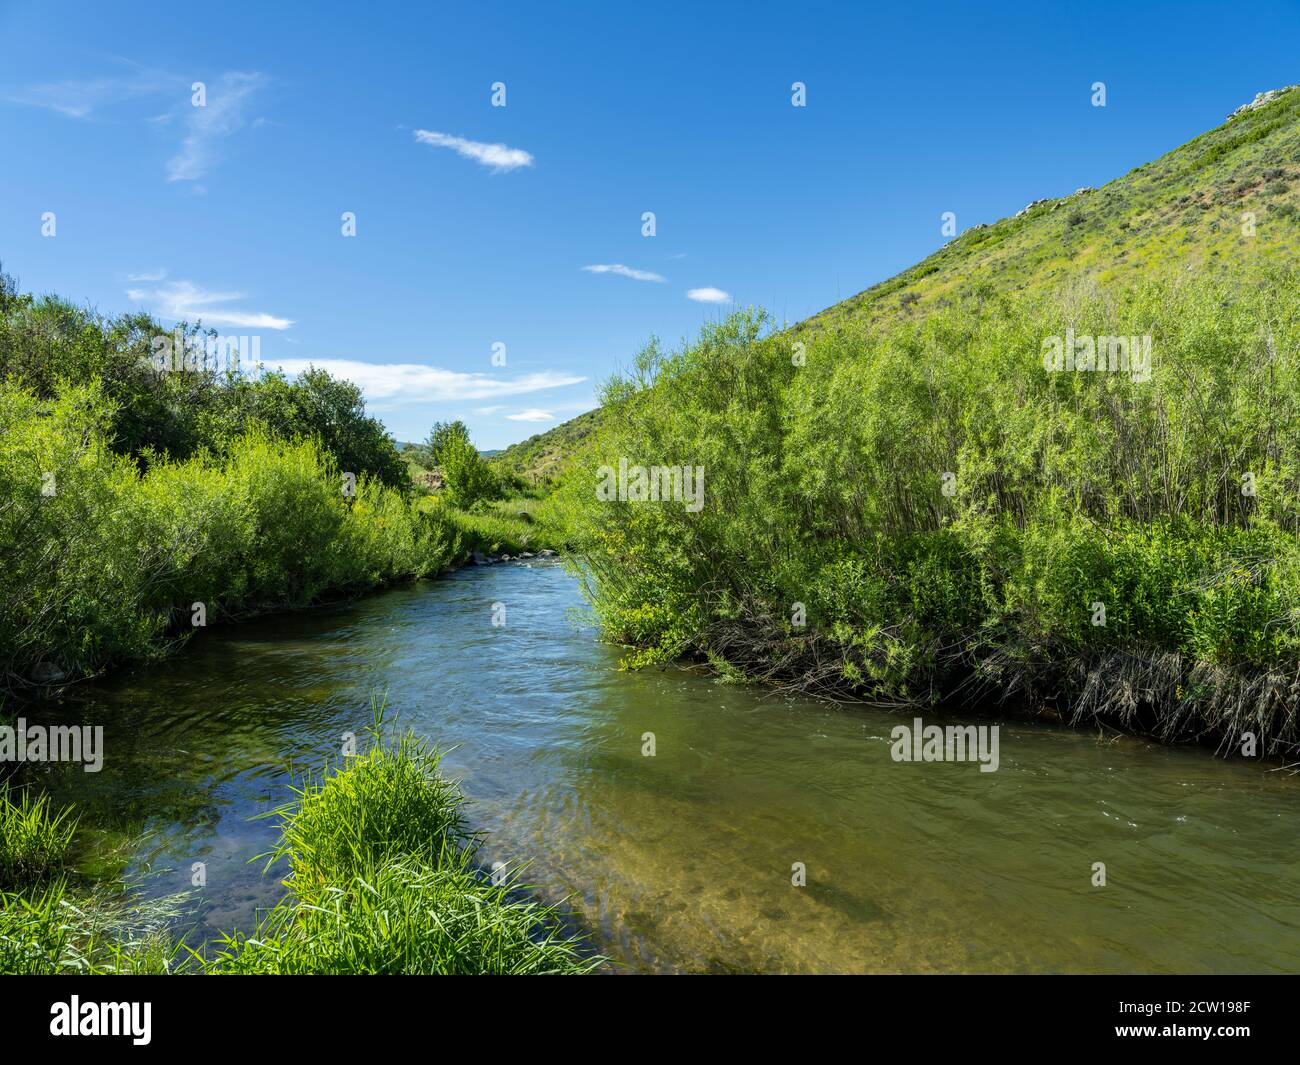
30, 661, 67, 684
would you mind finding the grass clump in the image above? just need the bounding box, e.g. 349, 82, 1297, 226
0, 783, 176, 974
198, 726, 600, 975
0, 782, 76, 890
0, 728, 600, 975
0, 882, 178, 975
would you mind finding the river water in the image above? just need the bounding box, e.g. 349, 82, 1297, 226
27, 561, 1300, 973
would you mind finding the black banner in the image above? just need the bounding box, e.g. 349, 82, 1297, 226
2, 975, 1291, 1051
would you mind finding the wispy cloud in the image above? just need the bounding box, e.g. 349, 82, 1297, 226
3, 65, 177, 119
474, 405, 506, 416
264, 360, 585, 405
4, 64, 266, 184
167, 72, 266, 182
126, 268, 167, 282
505, 409, 555, 422
413, 130, 534, 172
127, 280, 292, 330
687, 287, 731, 303
582, 263, 666, 283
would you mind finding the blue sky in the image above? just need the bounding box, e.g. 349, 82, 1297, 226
2, 0, 1297, 448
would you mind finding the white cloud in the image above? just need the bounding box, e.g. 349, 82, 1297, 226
474, 405, 506, 416
168, 72, 266, 182
4, 66, 177, 119
126, 269, 167, 282
5, 65, 265, 184
127, 280, 293, 330
582, 263, 666, 283
263, 360, 585, 405
413, 130, 534, 172
505, 409, 555, 422
687, 287, 731, 303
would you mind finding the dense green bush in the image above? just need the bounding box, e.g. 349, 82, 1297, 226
437, 422, 501, 509
0, 378, 460, 688
0, 270, 406, 488
557, 270, 1300, 749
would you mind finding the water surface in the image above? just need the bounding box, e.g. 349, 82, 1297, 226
30, 561, 1300, 973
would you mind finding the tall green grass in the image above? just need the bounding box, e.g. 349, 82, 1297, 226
200, 726, 599, 974
0, 728, 600, 975
0, 782, 76, 890
0, 783, 176, 973
421, 493, 564, 555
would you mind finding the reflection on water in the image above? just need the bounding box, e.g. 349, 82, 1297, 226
26, 562, 1300, 973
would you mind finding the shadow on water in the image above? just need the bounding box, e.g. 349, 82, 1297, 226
21, 561, 1300, 973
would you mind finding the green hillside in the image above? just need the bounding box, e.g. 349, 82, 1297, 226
510, 85, 1300, 465
803, 85, 1300, 332
489, 406, 604, 484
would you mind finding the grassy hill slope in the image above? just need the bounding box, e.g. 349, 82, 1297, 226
802, 85, 1300, 332
505, 85, 1300, 473
488, 406, 604, 484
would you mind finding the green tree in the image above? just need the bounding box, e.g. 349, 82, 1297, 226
437, 425, 499, 508
423, 420, 470, 468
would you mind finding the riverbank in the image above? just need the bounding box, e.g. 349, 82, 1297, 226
0, 374, 452, 697
0, 273, 579, 700
546, 274, 1300, 760
0, 375, 566, 700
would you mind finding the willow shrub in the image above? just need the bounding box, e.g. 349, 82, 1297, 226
558, 269, 1300, 746
0, 380, 461, 685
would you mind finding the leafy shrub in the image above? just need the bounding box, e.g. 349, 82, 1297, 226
560, 270, 1300, 746
0, 379, 459, 686
439, 425, 500, 509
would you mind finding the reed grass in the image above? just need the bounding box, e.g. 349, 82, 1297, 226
198, 721, 600, 974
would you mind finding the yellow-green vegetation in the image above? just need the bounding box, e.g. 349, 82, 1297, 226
802, 86, 1300, 332
0, 727, 599, 975
545, 90, 1300, 753
0, 783, 177, 974
0, 379, 461, 688
0, 274, 470, 691
405, 419, 569, 554
0, 782, 76, 890
489, 406, 604, 485
421, 496, 560, 556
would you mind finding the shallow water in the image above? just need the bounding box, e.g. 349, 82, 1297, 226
26, 561, 1300, 973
